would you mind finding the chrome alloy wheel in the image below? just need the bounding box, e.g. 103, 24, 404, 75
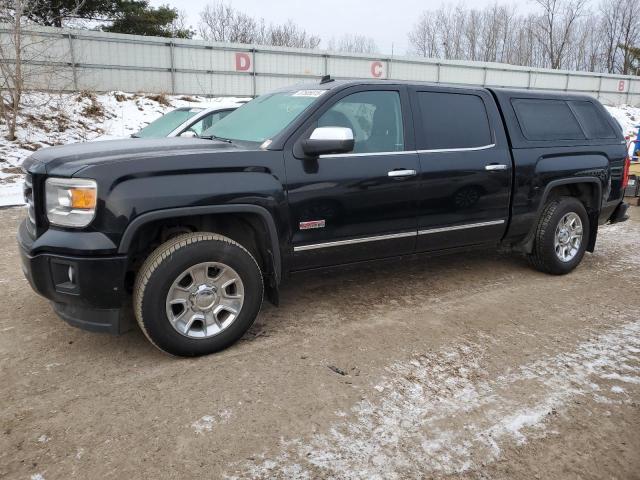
554, 212, 583, 262
165, 262, 245, 339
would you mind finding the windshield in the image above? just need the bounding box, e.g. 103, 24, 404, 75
202, 91, 322, 142
135, 108, 203, 138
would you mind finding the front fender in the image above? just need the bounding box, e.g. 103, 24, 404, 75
118, 204, 283, 283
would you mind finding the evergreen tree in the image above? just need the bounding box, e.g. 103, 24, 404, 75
103, 1, 193, 38
25, 0, 119, 27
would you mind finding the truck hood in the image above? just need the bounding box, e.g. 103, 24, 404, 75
23, 138, 243, 176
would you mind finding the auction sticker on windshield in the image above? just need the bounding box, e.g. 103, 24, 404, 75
292, 90, 326, 97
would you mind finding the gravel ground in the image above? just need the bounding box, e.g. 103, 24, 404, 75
0, 206, 639, 480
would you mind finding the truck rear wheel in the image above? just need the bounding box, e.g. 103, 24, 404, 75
527, 197, 589, 275
133, 232, 263, 356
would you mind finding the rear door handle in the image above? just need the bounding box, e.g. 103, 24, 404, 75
388, 169, 417, 178
485, 164, 508, 171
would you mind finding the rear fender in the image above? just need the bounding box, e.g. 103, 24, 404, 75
520, 177, 602, 253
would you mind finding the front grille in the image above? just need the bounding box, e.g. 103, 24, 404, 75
23, 172, 36, 237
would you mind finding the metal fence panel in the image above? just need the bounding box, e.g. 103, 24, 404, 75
257, 52, 324, 76
568, 75, 600, 92
1, 24, 639, 105
210, 74, 252, 96
529, 72, 566, 90
487, 69, 530, 88
389, 62, 438, 82
328, 56, 387, 79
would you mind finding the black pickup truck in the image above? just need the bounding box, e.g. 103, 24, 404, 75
18, 79, 631, 356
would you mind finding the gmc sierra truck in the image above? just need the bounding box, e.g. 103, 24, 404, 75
18, 78, 631, 356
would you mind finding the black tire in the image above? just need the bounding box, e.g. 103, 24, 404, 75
133, 232, 263, 357
527, 197, 590, 275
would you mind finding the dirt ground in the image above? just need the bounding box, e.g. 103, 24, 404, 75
1, 206, 639, 480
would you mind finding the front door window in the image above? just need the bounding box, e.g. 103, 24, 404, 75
317, 91, 404, 154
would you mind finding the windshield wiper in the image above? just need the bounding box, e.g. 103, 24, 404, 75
201, 134, 232, 143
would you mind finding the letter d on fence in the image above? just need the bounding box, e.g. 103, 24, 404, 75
235, 52, 251, 72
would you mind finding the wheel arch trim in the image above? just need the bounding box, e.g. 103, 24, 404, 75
118, 204, 281, 282
522, 177, 602, 253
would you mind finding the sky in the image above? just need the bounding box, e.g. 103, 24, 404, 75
149, 0, 536, 56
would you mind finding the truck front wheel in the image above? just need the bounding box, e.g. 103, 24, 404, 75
527, 197, 590, 275
133, 233, 263, 356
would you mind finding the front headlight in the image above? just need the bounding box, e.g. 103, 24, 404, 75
45, 178, 97, 228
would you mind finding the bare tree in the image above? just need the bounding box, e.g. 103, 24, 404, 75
616, 1, 640, 74
198, 2, 320, 49
0, 0, 24, 140
0, 0, 77, 140
465, 9, 482, 61
406, 0, 632, 73
266, 20, 320, 49
169, 9, 194, 39
600, 0, 625, 73
533, 0, 588, 69
199, 2, 259, 43
327, 34, 378, 54
407, 12, 439, 58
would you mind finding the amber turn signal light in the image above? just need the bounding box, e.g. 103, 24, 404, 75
70, 188, 97, 209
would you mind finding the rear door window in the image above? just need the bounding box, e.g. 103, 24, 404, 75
568, 101, 617, 139
414, 91, 493, 150
512, 99, 585, 141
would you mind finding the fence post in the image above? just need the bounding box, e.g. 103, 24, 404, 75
482, 66, 488, 86
527, 69, 533, 89
436, 62, 441, 83
67, 33, 78, 91
169, 41, 176, 94
251, 48, 257, 97
323, 54, 328, 76
597, 75, 603, 102
564, 73, 570, 91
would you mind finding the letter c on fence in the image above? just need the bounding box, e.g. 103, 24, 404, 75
618, 80, 625, 92
371, 61, 383, 78
235, 52, 251, 72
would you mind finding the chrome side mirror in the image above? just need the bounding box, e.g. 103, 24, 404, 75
301, 127, 354, 156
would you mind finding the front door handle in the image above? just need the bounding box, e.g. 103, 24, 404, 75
485, 164, 508, 171
388, 169, 417, 178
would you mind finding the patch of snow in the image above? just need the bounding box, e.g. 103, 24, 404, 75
605, 105, 640, 160
191, 409, 232, 434
605, 104, 640, 142
610, 385, 625, 393
37, 434, 49, 443
600, 373, 640, 385
231, 318, 640, 479
75, 447, 85, 460
594, 221, 640, 271
0, 181, 24, 207
30, 474, 45, 480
